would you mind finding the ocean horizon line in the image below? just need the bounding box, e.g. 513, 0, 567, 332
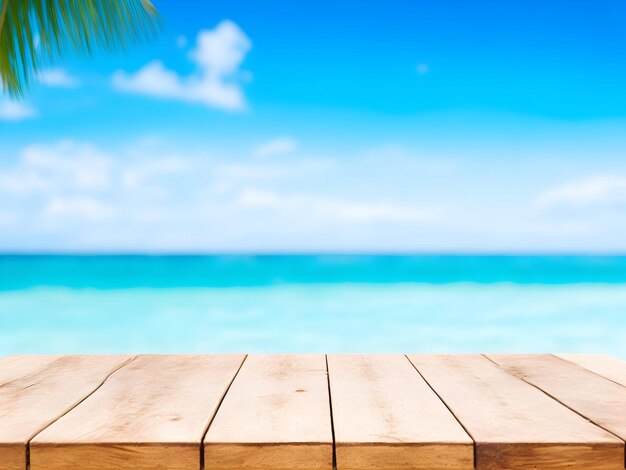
3, 251, 626, 257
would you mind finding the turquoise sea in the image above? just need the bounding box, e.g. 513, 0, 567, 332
1, 255, 625, 357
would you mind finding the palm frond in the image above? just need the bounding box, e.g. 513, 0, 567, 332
0, 0, 160, 97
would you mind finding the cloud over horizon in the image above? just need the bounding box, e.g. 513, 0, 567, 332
0, 138, 453, 251
3, 130, 626, 252
537, 175, 626, 213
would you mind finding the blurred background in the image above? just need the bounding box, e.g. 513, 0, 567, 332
1, 1, 625, 356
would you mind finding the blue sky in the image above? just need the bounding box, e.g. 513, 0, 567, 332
2, 0, 626, 251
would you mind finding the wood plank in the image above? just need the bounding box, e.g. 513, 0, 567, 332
204, 354, 333, 470
557, 354, 626, 387
31, 354, 246, 470
407, 354, 624, 470
328, 354, 473, 470
488, 354, 626, 442
0, 355, 61, 386
0, 355, 133, 470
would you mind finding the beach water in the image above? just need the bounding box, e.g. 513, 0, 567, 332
1, 255, 625, 357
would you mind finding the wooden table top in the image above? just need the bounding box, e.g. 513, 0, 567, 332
0, 354, 624, 470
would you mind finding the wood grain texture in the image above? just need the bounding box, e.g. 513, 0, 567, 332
0, 355, 133, 470
328, 354, 473, 470
0, 355, 61, 386
3, 354, 625, 470
488, 354, 626, 442
557, 354, 626, 387
30, 354, 246, 470
407, 354, 624, 470
204, 354, 333, 470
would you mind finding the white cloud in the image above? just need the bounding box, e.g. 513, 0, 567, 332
38, 67, 80, 88
0, 99, 37, 121
236, 188, 279, 207
15, 137, 626, 252
235, 188, 440, 223
113, 61, 181, 97
0, 211, 16, 227
0, 140, 195, 199
112, 20, 252, 111
253, 138, 298, 158
0, 140, 193, 229
537, 175, 626, 212
43, 196, 116, 222
0, 140, 113, 195
214, 162, 291, 181
121, 157, 188, 190
330, 200, 438, 223
0, 140, 113, 207
0, 138, 454, 250
0, 170, 49, 195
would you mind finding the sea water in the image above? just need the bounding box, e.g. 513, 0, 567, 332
1, 255, 625, 357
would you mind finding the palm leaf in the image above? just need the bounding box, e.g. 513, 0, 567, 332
0, 0, 160, 97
